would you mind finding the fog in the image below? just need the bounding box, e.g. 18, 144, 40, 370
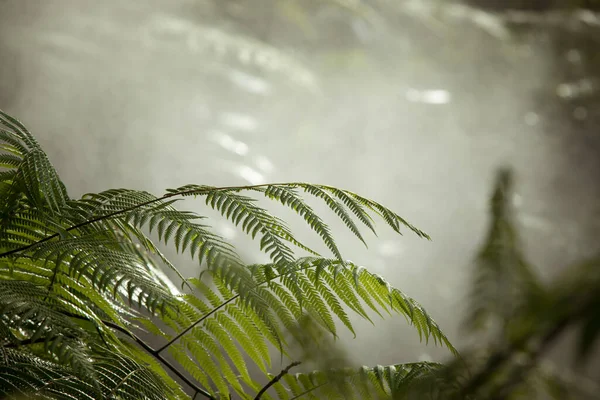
1, 0, 599, 373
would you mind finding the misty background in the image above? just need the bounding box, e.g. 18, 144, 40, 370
1, 0, 598, 380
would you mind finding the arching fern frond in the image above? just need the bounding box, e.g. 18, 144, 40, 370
169, 186, 302, 266
16, 149, 69, 214
0, 110, 69, 215
1, 108, 455, 400
69, 188, 240, 272
238, 258, 457, 354
255, 185, 343, 260
165, 181, 430, 265
0, 110, 39, 150
137, 255, 456, 398
0, 347, 98, 400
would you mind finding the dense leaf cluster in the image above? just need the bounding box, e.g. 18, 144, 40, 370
0, 109, 454, 399
1, 106, 597, 399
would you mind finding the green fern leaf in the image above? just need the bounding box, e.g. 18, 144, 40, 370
295, 183, 372, 243
257, 185, 343, 260
29, 234, 176, 314
167, 185, 303, 265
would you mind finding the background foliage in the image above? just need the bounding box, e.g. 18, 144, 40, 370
1, 103, 598, 399
1, 1, 599, 399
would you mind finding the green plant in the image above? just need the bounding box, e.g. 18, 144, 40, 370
2, 108, 598, 400
0, 109, 456, 399
407, 169, 600, 400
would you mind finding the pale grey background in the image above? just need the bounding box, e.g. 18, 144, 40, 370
1, 0, 598, 387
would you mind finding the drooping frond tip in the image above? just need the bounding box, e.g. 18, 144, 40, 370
164, 182, 430, 265
0, 108, 451, 400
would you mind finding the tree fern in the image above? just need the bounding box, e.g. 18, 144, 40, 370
0, 108, 455, 399
3, 103, 598, 399
430, 168, 600, 400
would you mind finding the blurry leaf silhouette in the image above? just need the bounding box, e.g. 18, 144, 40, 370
465, 168, 545, 340
422, 168, 600, 400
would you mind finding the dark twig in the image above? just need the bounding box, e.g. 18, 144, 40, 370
100, 320, 216, 400
0, 183, 309, 259
44, 314, 217, 400
254, 361, 301, 400
155, 295, 238, 354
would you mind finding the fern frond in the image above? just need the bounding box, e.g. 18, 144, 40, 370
0, 154, 22, 169
0, 355, 97, 400
334, 189, 429, 239
1, 112, 68, 216
0, 280, 105, 397
28, 234, 177, 314
268, 362, 444, 400
0, 346, 179, 400
158, 255, 455, 398
1, 109, 458, 400
215, 258, 456, 355
73, 189, 240, 272
183, 330, 234, 396
0, 129, 28, 157
199, 186, 299, 265
144, 274, 279, 397
256, 186, 343, 260
16, 149, 69, 214
296, 183, 371, 244
305, 268, 354, 336
0, 110, 40, 150
0, 280, 85, 348
168, 343, 212, 390
167, 182, 428, 254
0, 210, 57, 256
465, 168, 543, 337
117, 340, 188, 399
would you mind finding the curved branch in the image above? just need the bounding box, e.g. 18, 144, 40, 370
254, 361, 301, 400
100, 320, 216, 400
24, 313, 218, 400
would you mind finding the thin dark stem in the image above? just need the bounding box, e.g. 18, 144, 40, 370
109, 367, 143, 398
40, 314, 216, 400
32, 375, 77, 395
6, 319, 214, 399
43, 255, 61, 302
288, 383, 328, 400
156, 261, 323, 354
155, 295, 238, 354
0, 182, 299, 259
100, 320, 216, 400
254, 361, 301, 400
